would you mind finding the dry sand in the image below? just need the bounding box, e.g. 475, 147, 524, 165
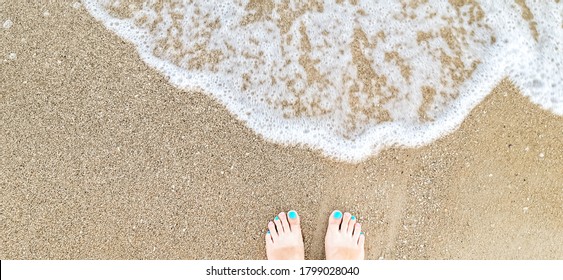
1, 1, 562, 259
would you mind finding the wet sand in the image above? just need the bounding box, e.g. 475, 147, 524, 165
1, 1, 562, 259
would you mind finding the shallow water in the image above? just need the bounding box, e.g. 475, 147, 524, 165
82, 0, 562, 161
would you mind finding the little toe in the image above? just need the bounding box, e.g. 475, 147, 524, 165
265, 229, 273, 245
353, 223, 361, 241
358, 232, 366, 246
268, 221, 278, 241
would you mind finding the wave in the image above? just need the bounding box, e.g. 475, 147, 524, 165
82, 0, 562, 162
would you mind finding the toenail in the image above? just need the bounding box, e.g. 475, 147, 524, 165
267, 230, 270, 234
274, 216, 279, 221
351, 215, 356, 220
360, 232, 364, 235
333, 211, 342, 219
288, 210, 297, 219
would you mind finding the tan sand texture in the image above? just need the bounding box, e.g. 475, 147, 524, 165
1, 1, 562, 259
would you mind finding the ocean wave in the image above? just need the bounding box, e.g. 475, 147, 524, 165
82, 0, 562, 162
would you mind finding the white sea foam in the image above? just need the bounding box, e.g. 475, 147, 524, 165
82, 0, 562, 162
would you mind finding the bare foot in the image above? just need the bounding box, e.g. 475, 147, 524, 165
325, 210, 365, 260
265, 210, 305, 260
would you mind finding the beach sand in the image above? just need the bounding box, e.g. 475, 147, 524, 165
1, 1, 562, 259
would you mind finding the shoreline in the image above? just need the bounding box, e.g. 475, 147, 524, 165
1, 1, 562, 259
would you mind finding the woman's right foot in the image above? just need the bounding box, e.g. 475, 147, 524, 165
325, 210, 365, 260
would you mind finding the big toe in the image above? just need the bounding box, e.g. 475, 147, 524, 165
287, 210, 301, 231
328, 210, 343, 230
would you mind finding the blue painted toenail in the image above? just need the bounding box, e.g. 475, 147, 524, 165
351, 215, 356, 220
360, 232, 364, 235
333, 211, 342, 219
274, 216, 279, 221
288, 210, 297, 219
267, 230, 270, 234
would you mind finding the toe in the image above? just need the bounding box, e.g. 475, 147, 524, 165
328, 210, 343, 231
268, 221, 278, 241
287, 210, 300, 232
265, 229, 273, 245
353, 223, 361, 241
347, 215, 357, 234
279, 212, 290, 233
273, 214, 284, 233
341, 212, 352, 232
358, 232, 365, 246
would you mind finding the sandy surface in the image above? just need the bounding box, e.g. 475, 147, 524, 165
1, 1, 562, 259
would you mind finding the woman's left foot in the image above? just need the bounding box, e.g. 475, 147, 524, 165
265, 210, 305, 260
